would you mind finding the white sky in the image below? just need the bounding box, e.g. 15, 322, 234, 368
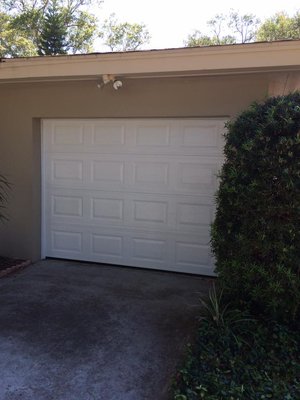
93, 0, 300, 50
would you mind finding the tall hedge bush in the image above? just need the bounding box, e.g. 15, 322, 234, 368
211, 92, 300, 322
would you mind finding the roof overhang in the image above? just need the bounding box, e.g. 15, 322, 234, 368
0, 40, 300, 84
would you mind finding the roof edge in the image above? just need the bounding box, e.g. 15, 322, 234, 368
1, 40, 300, 83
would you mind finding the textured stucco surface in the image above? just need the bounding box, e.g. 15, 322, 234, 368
0, 74, 269, 260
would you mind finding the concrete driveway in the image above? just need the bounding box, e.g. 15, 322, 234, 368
0, 260, 211, 400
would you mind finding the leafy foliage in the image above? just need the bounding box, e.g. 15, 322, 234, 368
0, 12, 37, 57
100, 13, 150, 51
185, 9, 300, 47
38, 0, 68, 55
172, 317, 300, 399
257, 12, 300, 41
228, 10, 260, 43
185, 31, 235, 47
185, 10, 259, 46
198, 284, 253, 333
1, 0, 99, 56
211, 92, 300, 322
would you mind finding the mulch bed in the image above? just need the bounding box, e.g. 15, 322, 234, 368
0, 257, 31, 278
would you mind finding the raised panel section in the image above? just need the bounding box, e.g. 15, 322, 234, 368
52, 160, 83, 180
92, 125, 125, 145
92, 198, 123, 220
134, 162, 169, 184
52, 195, 83, 217
92, 234, 123, 256
176, 242, 210, 266
53, 125, 84, 145
92, 161, 124, 183
178, 163, 214, 189
183, 125, 219, 148
136, 126, 170, 146
134, 201, 167, 223
52, 231, 82, 252
132, 238, 166, 261
177, 203, 212, 226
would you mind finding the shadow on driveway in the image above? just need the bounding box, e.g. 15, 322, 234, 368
0, 260, 212, 400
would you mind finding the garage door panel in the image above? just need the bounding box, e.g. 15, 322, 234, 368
47, 189, 214, 234
134, 124, 171, 146
92, 123, 126, 146
177, 202, 212, 228
53, 125, 84, 146
92, 234, 123, 257
175, 241, 211, 266
52, 230, 83, 253
43, 118, 226, 275
44, 119, 224, 157
47, 158, 219, 196
45, 222, 214, 274
52, 195, 83, 218
133, 162, 169, 185
176, 162, 217, 194
92, 161, 125, 184
131, 237, 168, 263
52, 159, 83, 181
91, 198, 124, 221
181, 121, 224, 150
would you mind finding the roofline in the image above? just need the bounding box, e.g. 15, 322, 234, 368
1, 40, 300, 83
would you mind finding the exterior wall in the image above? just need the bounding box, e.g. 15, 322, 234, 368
0, 73, 269, 260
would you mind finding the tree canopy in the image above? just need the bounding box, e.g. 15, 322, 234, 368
256, 12, 300, 41
1, 5, 300, 57
185, 9, 300, 47
100, 13, 150, 51
0, 12, 36, 57
0, 0, 99, 56
185, 10, 260, 47
38, 0, 68, 55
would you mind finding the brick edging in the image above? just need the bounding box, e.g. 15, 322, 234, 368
0, 260, 31, 278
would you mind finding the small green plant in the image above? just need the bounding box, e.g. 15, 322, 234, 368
199, 284, 253, 329
0, 174, 10, 222
211, 92, 300, 322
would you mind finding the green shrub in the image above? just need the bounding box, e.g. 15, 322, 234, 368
0, 174, 10, 222
211, 92, 300, 322
172, 318, 300, 400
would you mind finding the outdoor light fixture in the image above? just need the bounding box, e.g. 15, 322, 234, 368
97, 74, 123, 90
112, 80, 123, 90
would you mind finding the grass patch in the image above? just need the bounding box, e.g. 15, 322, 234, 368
172, 290, 300, 399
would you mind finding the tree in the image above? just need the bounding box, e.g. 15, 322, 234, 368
256, 12, 300, 41
65, 10, 98, 54
185, 10, 259, 47
100, 13, 150, 51
185, 31, 235, 47
0, 12, 37, 57
1, 0, 100, 56
38, 0, 68, 55
228, 10, 260, 43
2, 1, 54, 49
185, 14, 235, 46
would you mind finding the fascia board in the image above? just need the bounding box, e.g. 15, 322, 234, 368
0, 41, 300, 83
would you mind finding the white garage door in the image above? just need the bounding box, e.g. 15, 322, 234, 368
42, 119, 225, 275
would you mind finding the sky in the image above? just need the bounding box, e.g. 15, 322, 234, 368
94, 0, 300, 50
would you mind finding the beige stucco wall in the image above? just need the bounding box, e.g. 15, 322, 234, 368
0, 73, 269, 261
